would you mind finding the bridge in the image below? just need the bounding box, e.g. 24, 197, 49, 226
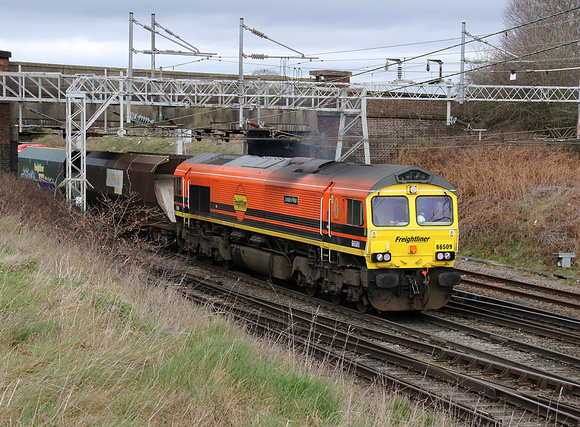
2, 67, 580, 208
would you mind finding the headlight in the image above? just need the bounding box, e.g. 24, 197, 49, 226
372, 252, 391, 263
435, 251, 455, 261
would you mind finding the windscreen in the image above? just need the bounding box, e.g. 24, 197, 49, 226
416, 195, 453, 226
371, 196, 409, 227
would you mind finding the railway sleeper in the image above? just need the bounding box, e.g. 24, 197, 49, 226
439, 351, 580, 395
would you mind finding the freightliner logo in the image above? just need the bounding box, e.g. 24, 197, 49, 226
395, 236, 431, 243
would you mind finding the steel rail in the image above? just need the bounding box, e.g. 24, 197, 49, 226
453, 290, 580, 332
460, 277, 580, 311
232, 304, 503, 426
175, 263, 580, 384
170, 277, 500, 425
455, 289, 580, 322
443, 303, 580, 344
456, 268, 580, 307
422, 313, 580, 370
230, 288, 580, 395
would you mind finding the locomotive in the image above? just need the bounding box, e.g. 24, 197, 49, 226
174, 153, 461, 312
19, 148, 461, 312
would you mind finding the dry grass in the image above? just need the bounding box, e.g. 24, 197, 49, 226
0, 173, 454, 426
396, 143, 580, 269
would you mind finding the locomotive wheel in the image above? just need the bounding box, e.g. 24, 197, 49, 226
356, 298, 370, 313
306, 285, 317, 297
330, 293, 343, 305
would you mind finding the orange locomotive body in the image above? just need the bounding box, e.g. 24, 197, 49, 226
174, 153, 461, 312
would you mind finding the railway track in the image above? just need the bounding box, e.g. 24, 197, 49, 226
455, 267, 580, 313
154, 262, 580, 426
444, 292, 580, 346
450, 266, 580, 356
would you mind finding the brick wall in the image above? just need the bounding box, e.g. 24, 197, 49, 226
319, 99, 463, 139
0, 50, 14, 173
316, 98, 469, 163
368, 98, 450, 120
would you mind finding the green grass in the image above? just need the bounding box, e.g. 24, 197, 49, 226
30, 131, 244, 156
87, 135, 243, 156
0, 208, 451, 426
0, 257, 339, 425
152, 319, 342, 425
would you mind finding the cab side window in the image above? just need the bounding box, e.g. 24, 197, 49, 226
346, 199, 364, 226
189, 184, 211, 214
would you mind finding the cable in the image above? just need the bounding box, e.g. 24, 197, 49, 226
325, 5, 580, 83
144, 32, 580, 131
310, 37, 462, 56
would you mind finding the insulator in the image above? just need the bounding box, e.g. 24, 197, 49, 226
249, 28, 267, 38
250, 53, 266, 60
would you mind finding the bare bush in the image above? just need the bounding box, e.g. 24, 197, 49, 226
0, 172, 81, 233
83, 193, 168, 265
396, 144, 580, 265
0, 173, 161, 267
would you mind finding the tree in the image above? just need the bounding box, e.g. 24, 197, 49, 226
465, 1, 580, 134
473, 0, 580, 86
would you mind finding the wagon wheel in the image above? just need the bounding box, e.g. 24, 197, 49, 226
295, 271, 316, 297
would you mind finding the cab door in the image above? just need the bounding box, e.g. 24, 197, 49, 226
319, 182, 335, 260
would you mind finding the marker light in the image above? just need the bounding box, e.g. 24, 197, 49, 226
409, 185, 418, 194
410, 245, 418, 254
376, 253, 384, 261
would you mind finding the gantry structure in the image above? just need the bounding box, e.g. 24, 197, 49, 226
2, 69, 580, 208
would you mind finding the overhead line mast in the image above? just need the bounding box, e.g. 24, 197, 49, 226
128, 12, 216, 124
237, 17, 319, 134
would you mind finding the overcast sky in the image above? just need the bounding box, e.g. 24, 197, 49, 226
1, 1, 509, 84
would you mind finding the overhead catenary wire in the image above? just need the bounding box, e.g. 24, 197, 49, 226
151, 39, 580, 133
242, 23, 314, 59
297, 5, 580, 86
141, 50, 580, 139
131, 15, 216, 58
